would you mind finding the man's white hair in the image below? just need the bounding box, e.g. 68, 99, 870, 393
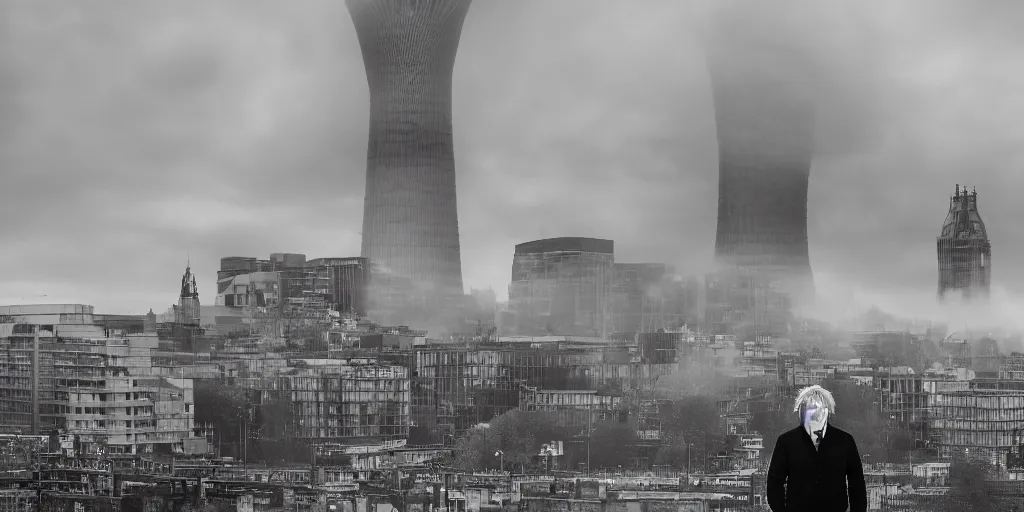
792, 385, 836, 414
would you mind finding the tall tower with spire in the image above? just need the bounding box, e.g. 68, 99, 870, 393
175, 264, 201, 326
937, 184, 992, 301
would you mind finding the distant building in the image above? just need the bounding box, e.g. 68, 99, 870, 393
303, 257, 371, 317
704, 270, 791, 338
611, 263, 700, 334
216, 254, 370, 317
937, 184, 991, 301
217, 256, 278, 281
174, 264, 200, 326
92, 314, 145, 335
272, 360, 410, 447
506, 237, 614, 337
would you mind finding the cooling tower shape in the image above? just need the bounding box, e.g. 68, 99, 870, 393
706, 32, 817, 306
347, 0, 471, 305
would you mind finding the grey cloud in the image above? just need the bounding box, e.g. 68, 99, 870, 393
1, 0, 1022, 318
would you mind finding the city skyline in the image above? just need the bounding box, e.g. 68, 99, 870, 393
2, 0, 1024, 318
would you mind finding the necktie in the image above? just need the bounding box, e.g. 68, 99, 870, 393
813, 429, 824, 449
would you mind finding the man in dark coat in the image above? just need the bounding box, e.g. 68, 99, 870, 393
767, 385, 867, 512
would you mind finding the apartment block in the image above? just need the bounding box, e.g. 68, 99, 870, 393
414, 341, 674, 438
927, 390, 1024, 464
519, 388, 622, 435
874, 366, 928, 451
0, 305, 200, 460
216, 254, 370, 317
270, 360, 410, 450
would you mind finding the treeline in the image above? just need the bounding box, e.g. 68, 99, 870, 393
193, 381, 339, 465
451, 396, 735, 472
195, 376, 925, 469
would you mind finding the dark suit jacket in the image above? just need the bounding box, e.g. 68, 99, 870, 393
766, 423, 867, 512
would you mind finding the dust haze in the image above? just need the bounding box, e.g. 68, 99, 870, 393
1, 0, 1022, 318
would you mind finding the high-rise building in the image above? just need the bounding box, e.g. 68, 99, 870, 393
937, 185, 991, 300
346, 0, 471, 311
506, 237, 614, 337
706, 28, 817, 307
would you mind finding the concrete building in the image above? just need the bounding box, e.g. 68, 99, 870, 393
216, 271, 282, 309
0, 305, 200, 459
507, 238, 615, 338
304, 257, 371, 317
928, 389, 1024, 464
413, 340, 674, 439
217, 256, 278, 281
347, 0, 471, 307
706, 9, 817, 311
0, 304, 95, 326
519, 388, 621, 436
937, 184, 991, 300
216, 255, 370, 318
269, 360, 411, 449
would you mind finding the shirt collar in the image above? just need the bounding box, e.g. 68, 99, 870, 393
805, 421, 827, 439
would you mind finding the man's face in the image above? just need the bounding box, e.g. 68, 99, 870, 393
803, 399, 828, 427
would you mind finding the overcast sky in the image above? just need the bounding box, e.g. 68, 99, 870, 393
1, 0, 1023, 326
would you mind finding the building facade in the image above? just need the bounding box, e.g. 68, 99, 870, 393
0, 308, 199, 458
305, 258, 371, 317
937, 185, 991, 300
216, 255, 370, 317
275, 361, 411, 449
413, 341, 674, 439
347, 0, 471, 309
928, 390, 1024, 464
507, 238, 614, 337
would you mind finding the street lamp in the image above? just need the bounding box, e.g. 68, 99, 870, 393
495, 450, 504, 473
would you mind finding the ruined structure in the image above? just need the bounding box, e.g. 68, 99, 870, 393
506, 238, 614, 337
706, 19, 817, 312
937, 185, 991, 301
346, 0, 472, 317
